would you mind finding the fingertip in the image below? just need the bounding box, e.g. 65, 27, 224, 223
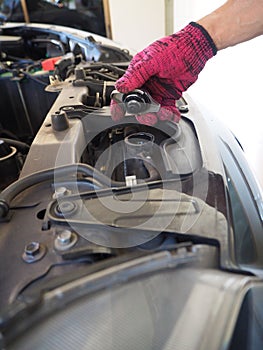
173, 109, 181, 123
115, 76, 140, 94
116, 61, 154, 93
115, 78, 131, 94
158, 106, 181, 123
136, 113, 158, 126
110, 100, 126, 121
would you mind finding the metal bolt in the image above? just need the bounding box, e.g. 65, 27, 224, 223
53, 186, 70, 199
178, 105, 189, 113
57, 230, 72, 245
24, 242, 40, 256
61, 106, 74, 112
56, 201, 76, 216
54, 229, 78, 251
60, 201, 74, 212
22, 242, 46, 263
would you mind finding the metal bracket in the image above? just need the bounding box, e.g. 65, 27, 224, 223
111, 89, 160, 115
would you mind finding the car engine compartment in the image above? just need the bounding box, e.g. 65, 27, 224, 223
2, 25, 250, 344
2, 22, 263, 350
0, 23, 216, 308
0, 22, 263, 350
0, 23, 132, 185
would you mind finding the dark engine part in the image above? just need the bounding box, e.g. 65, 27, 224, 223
0, 72, 58, 141
0, 25, 132, 182
123, 132, 158, 182
0, 139, 19, 190
0, 24, 203, 324
83, 125, 179, 185
0, 137, 29, 190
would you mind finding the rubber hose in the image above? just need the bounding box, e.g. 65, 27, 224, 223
0, 138, 30, 153
0, 163, 122, 218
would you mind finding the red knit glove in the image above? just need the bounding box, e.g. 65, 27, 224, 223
111, 22, 217, 125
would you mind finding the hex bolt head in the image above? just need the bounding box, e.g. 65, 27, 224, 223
53, 186, 71, 199
57, 230, 72, 245
54, 229, 78, 251
24, 242, 40, 256
22, 242, 46, 263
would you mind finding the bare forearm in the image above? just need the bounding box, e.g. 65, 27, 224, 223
197, 0, 263, 50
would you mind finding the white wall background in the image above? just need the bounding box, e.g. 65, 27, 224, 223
109, 0, 263, 189
109, 0, 166, 52
173, 0, 223, 30
175, 1, 263, 190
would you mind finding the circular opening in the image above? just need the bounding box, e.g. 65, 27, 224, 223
54, 201, 77, 217
125, 132, 154, 147
126, 133, 154, 146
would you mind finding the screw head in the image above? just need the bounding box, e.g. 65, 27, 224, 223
178, 104, 189, 113
53, 186, 70, 199
54, 230, 78, 251
22, 242, 46, 263
24, 242, 40, 256
55, 201, 77, 217
57, 230, 72, 245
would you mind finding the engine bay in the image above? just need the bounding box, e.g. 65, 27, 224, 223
0, 24, 226, 317
0, 16, 263, 350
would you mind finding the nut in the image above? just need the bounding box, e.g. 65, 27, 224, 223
22, 242, 46, 263
57, 230, 72, 245
24, 242, 40, 256
53, 186, 71, 199
54, 229, 78, 251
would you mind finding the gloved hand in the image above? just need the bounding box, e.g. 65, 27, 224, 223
111, 22, 217, 125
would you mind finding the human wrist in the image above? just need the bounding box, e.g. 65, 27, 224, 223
189, 22, 218, 55
176, 22, 217, 77
197, 9, 230, 51
197, 0, 263, 50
